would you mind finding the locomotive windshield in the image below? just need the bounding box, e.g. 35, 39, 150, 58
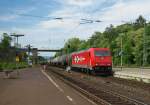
94, 50, 110, 56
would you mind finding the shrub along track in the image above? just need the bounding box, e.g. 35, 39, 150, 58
47, 66, 150, 105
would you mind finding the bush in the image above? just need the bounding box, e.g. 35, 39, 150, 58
0, 63, 3, 71
0, 62, 29, 71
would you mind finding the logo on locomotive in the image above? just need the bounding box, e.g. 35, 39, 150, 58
74, 56, 85, 63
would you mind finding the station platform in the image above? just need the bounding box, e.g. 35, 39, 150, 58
113, 68, 150, 83
0, 67, 96, 105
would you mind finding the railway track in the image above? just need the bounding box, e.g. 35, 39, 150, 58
47, 68, 149, 105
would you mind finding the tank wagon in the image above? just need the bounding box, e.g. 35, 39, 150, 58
50, 48, 113, 75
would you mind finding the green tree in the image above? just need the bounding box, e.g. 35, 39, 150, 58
55, 16, 150, 66
133, 15, 146, 30
55, 37, 82, 57
104, 24, 118, 44
65, 37, 81, 53
0, 33, 12, 62
145, 23, 150, 64
78, 40, 88, 50
0, 33, 11, 50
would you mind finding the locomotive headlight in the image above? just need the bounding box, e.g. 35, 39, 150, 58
107, 64, 111, 66
96, 63, 98, 66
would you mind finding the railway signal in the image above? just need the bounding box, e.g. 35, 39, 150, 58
25, 44, 33, 65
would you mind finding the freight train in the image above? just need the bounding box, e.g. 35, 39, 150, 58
50, 48, 113, 75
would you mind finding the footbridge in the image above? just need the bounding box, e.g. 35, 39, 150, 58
19, 48, 62, 64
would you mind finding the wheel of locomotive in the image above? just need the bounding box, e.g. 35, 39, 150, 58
91, 70, 96, 75
81, 68, 83, 72
85, 68, 90, 75
88, 69, 91, 74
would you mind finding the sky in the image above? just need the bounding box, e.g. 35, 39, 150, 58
0, 0, 150, 56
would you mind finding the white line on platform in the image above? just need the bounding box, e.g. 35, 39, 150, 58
66, 96, 73, 101
74, 88, 98, 105
66, 96, 76, 105
41, 70, 64, 93
41, 70, 97, 105
41, 70, 76, 104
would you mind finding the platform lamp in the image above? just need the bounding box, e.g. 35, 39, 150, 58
10, 33, 24, 48
10, 33, 24, 76
119, 33, 124, 70
143, 22, 147, 67
79, 18, 102, 75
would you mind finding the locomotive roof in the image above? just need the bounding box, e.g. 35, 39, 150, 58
72, 47, 110, 54
52, 48, 110, 60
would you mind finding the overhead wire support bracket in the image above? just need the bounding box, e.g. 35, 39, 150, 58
80, 18, 102, 24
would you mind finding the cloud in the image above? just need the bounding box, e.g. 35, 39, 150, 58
38, 19, 79, 29
0, 15, 18, 21
1, 0, 150, 56
100, 0, 150, 23
7, 27, 66, 49
0, 6, 36, 21
65, 0, 95, 6
10, 0, 150, 46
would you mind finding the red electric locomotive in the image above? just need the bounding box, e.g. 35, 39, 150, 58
71, 48, 112, 75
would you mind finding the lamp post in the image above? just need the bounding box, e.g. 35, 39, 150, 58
120, 20, 135, 69
121, 35, 123, 70
10, 33, 24, 76
119, 33, 124, 70
79, 18, 102, 74
142, 20, 150, 67
120, 34, 123, 70
143, 22, 147, 67
11, 34, 24, 48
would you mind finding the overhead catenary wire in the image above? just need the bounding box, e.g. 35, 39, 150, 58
17, 13, 64, 20
15, 12, 103, 23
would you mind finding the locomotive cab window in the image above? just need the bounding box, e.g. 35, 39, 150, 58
94, 50, 110, 56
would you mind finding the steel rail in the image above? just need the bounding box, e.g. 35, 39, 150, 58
49, 70, 111, 105
48, 68, 148, 105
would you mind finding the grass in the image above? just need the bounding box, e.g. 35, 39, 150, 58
0, 62, 29, 71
